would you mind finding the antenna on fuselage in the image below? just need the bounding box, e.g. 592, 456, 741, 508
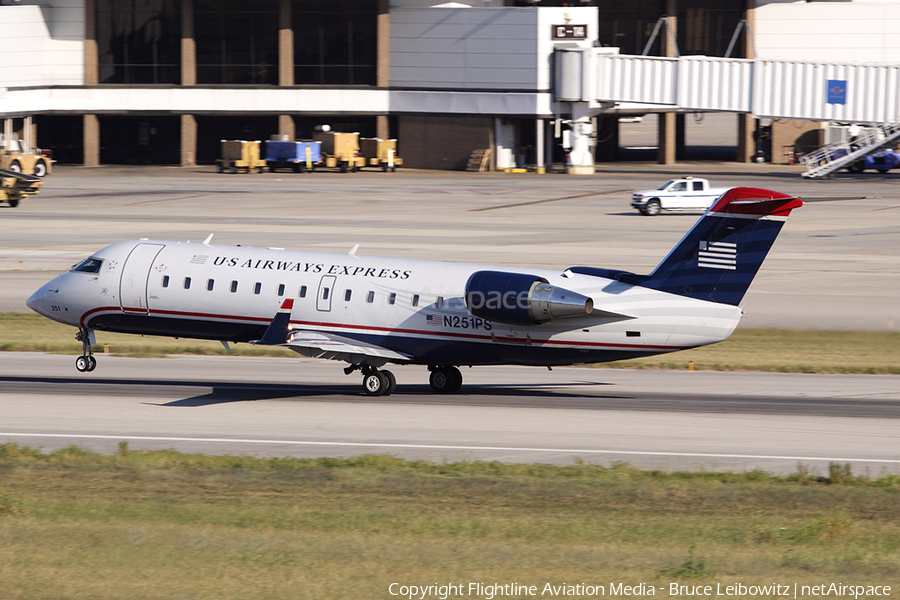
347, 244, 359, 255
202, 233, 214, 245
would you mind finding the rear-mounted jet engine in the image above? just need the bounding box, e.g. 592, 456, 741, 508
464, 270, 593, 326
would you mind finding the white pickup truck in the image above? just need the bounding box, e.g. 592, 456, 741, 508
631, 177, 731, 216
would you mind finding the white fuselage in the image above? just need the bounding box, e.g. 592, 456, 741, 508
27, 239, 742, 367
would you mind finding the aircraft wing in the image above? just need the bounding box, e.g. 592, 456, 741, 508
252, 299, 410, 363
283, 329, 411, 362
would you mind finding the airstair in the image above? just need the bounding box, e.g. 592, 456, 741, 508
799, 122, 900, 179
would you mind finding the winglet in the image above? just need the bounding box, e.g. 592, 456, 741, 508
254, 299, 294, 345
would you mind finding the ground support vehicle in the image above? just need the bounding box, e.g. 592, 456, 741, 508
216, 140, 266, 173
313, 131, 365, 172
631, 177, 731, 216
264, 140, 323, 173
359, 138, 403, 171
838, 148, 900, 173
0, 168, 43, 207
0, 137, 51, 177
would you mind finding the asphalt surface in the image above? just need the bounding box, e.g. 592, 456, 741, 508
1, 162, 898, 473
1, 353, 898, 475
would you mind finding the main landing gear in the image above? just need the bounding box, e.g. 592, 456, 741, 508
75, 329, 97, 372
428, 365, 462, 394
344, 364, 465, 395
345, 364, 397, 396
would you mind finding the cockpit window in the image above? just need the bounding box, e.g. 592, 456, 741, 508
71, 257, 103, 273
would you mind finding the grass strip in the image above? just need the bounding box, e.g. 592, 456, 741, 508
1, 444, 898, 599
2, 312, 899, 373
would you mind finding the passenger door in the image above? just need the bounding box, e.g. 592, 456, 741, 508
119, 243, 165, 314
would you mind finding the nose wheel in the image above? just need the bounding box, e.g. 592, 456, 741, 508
75, 329, 97, 372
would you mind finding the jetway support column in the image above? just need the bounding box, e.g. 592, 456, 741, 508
567, 118, 595, 175
657, 113, 676, 165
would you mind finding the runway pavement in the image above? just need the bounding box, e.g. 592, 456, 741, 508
1, 352, 898, 475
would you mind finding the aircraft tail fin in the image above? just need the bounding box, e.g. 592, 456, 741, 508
640, 187, 802, 306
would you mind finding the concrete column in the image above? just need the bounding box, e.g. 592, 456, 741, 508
535, 119, 545, 173
736, 0, 756, 162
181, 0, 196, 86
84, 0, 98, 85
181, 0, 196, 166
657, 6, 677, 165
84, 115, 100, 167
181, 114, 197, 167
278, 115, 295, 140
278, 0, 294, 139
376, 0, 390, 140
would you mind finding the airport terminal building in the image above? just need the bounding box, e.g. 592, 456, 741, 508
1, 0, 899, 170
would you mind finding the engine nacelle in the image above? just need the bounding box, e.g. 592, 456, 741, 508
464, 270, 594, 326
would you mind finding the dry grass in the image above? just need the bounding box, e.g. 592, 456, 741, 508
1, 445, 899, 599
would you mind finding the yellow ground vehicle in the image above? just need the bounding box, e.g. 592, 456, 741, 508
313, 130, 366, 172
215, 140, 266, 173
0, 137, 51, 177
360, 138, 403, 171
0, 168, 43, 208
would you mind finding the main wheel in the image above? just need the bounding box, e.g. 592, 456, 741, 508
86, 356, 97, 372
75, 356, 89, 372
34, 159, 48, 177
429, 366, 462, 394
646, 199, 661, 216
363, 372, 388, 396
382, 370, 396, 396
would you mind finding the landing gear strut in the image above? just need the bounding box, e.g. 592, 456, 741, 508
345, 364, 396, 396
429, 365, 462, 394
75, 329, 97, 372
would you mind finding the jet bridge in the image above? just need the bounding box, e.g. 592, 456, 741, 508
554, 48, 900, 171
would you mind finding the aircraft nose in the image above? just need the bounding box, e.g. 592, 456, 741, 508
26, 288, 42, 312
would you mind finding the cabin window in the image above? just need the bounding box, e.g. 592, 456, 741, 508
411, 294, 419, 307
435, 296, 443, 309
299, 285, 307, 298
322, 288, 329, 300
184, 277, 191, 289
277, 284, 285, 297
162, 275, 169, 288
230, 280, 238, 293
344, 289, 352, 302
254, 282, 262, 295
207, 279, 215, 291
366, 291, 374, 303
388, 292, 396, 305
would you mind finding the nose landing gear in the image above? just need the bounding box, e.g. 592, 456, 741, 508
75, 329, 97, 372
